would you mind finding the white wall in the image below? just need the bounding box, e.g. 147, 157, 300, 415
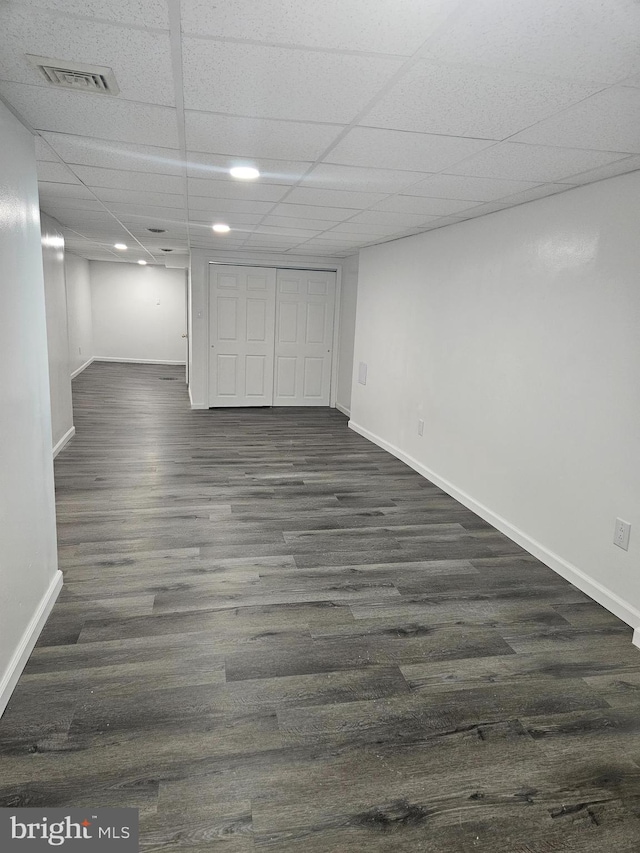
336, 253, 358, 416
90, 261, 187, 364
0, 103, 62, 716
41, 211, 74, 453
65, 253, 93, 376
351, 171, 640, 629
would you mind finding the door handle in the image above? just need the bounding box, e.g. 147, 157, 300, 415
181, 334, 188, 338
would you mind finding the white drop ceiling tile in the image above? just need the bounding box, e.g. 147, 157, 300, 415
424, 0, 640, 85
36, 161, 81, 183
70, 166, 184, 195
185, 111, 343, 160
18, 0, 170, 28
0, 6, 174, 105
186, 153, 312, 184
188, 197, 274, 215
562, 155, 640, 186
38, 181, 95, 199
311, 233, 368, 243
449, 142, 629, 183
41, 197, 106, 212
260, 216, 338, 231
189, 213, 265, 227
270, 203, 360, 221
35, 136, 58, 161
405, 173, 541, 201
42, 133, 184, 175
181, 0, 458, 55
251, 226, 323, 240
183, 39, 402, 123
106, 205, 186, 220
347, 210, 438, 228
371, 195, 479, 216
41, 208, 113, 224
361, 60, 600, 140
93, 187, 184, 207
510, 87, 640, 154
454, 202, 513, 220
0, 82, 178, 147
187, 178, 288, 203
326, 127, 494, 172
296, 239, 360, 251
302, 163, 432, 194
328, 222, 397, 236
283, 186, 386, 209
495, 183, 574, 206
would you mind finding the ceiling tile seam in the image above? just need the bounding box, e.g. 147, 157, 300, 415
0, 80, 179, 112
6, 3, 170, 35
487, 82, 622, 148
410, 54, 632, 89
180, 32, 412, 59
58, 225, 122, 259
47, 163, 186, 182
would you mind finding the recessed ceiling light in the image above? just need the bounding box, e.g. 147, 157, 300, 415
138, 259, 147, 265
229, 166, 260, 180
212, 223, 231, 233
114, 243, 127, 250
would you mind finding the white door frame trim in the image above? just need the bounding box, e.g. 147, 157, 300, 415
198, 252, 344, 409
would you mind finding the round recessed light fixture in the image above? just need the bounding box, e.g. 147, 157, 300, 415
114, 243, 127, 250
138, 259, 148, 265
229, 166, 260, 180
212, 223, 231, 233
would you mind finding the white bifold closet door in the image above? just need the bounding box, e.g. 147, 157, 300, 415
273, 269, 336, 406
209, 265, 276, 406
208, 265, 335, 407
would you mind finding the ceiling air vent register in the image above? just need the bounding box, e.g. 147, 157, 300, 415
26, 55, 120, 95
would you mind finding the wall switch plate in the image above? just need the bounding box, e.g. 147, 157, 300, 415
614, 518, 631, 551
418, 418, 424, 436
358, 362, 367, 385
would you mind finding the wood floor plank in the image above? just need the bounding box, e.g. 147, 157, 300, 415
1, 362, 640, 849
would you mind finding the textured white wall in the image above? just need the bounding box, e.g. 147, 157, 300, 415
65, 253, 93, 376
352, 171, 640, 627
41, 211, 74, 451
0, 104, 61, 715
90, 261, 186, 363
336, 253, 358, 415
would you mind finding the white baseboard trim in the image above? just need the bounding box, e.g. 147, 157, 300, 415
349, 419, 640, 632
188, 384, 208, 410
71, 356, 94, 379
335, 402, 351, 417
52, 425, 75, 458
0, 570, 63, 718
94, 357, 186, 365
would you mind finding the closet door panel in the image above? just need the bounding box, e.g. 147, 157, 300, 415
209, 265, 276, 407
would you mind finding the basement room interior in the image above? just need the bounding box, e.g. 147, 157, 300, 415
1, 1, 639, 850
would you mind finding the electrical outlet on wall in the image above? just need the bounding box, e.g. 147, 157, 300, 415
614, 518, 631, 551
418, 419, 424, 436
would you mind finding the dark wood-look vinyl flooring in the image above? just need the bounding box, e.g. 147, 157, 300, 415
2, 362, 640, 851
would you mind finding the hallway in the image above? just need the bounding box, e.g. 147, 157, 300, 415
1, 362, 640, 851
